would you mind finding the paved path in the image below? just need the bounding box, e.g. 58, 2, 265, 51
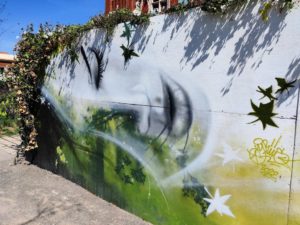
0, 135, 152, 225
0, 135, 19, 163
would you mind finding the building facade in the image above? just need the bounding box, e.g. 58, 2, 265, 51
0, 52, 14, 95
105, 0, 178, 15
0, 52, 14, 75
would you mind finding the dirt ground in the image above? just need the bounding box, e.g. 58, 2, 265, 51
0, 135, 152, 225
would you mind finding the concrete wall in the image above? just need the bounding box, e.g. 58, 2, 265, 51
36, 2, 300, 225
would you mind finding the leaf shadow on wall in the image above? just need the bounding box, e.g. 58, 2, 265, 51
277, 57, 300, 107
18, 199, 81, 225
131, 23, 152, 54
151, 0, 288, 96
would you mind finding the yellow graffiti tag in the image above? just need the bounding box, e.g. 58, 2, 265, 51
248, 136, 291, 181
260, 165, 279, 181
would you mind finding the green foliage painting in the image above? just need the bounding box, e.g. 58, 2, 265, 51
257, 86, 277, 101
120, 23, 139, 64
248, 100, 278, 129
248, 77, 298, 129
275, 77, 296, 94
120, 44, 139, 64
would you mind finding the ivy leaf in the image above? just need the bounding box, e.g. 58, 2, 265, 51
182, 174, 210, 216
68, 46, 79, 63
131, 167, 146, 184
257, 86, 277, 101
129, 21, 138, 29
120, 22, 133, 45
120, 44, 139, 64
122, 175, 133, 184
248, 100, 278, 129
259, 1, 272, 22
275, 77, 296, 94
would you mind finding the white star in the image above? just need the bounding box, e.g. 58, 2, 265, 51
204, 188, 235, 218
215, 143, 243, 166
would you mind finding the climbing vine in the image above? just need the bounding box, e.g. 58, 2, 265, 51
166, 0, 294, 15
259, 0, 294, 21
92, 8, 149, 39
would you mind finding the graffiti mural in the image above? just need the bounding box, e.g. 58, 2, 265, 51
35, 5, 300, 225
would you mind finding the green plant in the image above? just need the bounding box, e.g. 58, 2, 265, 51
92, 8, 149, 40
165, 0, 294, 18
165, 3, 190, 14
259, 1, 273, 21
0, 80, 18, 136
165, 0, 247, 14
259, 0, 294, 21
201, 0, 245, 13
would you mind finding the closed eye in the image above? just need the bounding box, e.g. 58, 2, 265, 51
80, 46, 105, 90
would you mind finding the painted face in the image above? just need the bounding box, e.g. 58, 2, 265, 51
43, 35, 212, 185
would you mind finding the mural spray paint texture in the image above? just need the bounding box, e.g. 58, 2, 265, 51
39, 3, 300, 225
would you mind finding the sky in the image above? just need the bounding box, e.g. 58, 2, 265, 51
0, 0, 105, 54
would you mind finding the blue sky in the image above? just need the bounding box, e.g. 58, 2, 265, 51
0, 0, 105, 54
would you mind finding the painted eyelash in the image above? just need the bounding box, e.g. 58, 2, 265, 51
80, 46, 105, 90
80, 46, 92, 84
90, 47, 105, 90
